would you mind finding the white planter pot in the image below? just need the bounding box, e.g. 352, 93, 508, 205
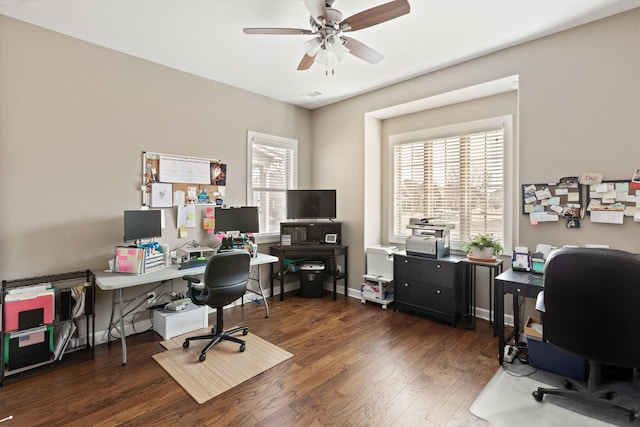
471, 247, 495, 258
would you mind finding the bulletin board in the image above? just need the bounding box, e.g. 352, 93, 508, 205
141, 151, 226, 207
586, 179, 638, 224
521, 180, 583, 223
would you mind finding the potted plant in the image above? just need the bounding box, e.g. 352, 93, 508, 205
461, 233, 504, 258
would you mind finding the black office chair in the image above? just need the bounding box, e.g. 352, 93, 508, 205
182, 251, 251, 362
532, 247, 640, 421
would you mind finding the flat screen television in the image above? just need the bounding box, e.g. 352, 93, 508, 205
286, 189, 336, 220
214, 206, 259, 233
124, 209, 162, 242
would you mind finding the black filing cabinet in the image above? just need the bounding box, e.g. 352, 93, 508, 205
393, 253, 466, 327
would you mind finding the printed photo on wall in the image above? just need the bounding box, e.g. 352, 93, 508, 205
211, 162, 227, 186
566, 219, 580, 229
558, 176, 579, 188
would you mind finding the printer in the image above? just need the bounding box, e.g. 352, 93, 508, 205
405, 218, 454, 259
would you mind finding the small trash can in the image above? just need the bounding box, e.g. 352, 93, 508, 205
299, 261, 325, 298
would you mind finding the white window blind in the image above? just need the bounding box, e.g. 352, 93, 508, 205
392, 126, 505, 249
247, 131, 297, 235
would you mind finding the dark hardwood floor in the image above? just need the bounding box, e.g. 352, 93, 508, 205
0, 293, 498, 426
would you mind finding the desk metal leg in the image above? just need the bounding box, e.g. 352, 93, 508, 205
491, 264, 503, 336
464, 265, 477, 330
280, 259, 285, 301
108, 290, 115, 344
269, 263, 274, 300
119, 288, 127, 366
249, 265, 269, 318
275, 258, 285, 301
496, 279, 505, 364
333, 250, 337, 300
512, 293, 520, 346
344, 247, 349, 298
107, 289, 127, 366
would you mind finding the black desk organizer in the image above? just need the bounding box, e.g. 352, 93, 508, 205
1, 270, 95, 385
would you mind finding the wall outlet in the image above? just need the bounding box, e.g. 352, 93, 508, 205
147, 292, 156, 306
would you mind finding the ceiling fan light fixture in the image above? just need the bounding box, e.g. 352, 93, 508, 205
326, 36, 349, 61
303, 36, 323, 56
244, 0, 411, 71
315, 47, 329, 66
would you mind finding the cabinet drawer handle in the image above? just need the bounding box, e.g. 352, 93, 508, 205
404, 259, 408, 263
404, 283, 409, 287
436, 289, 441, 294
436, 264, 441, 268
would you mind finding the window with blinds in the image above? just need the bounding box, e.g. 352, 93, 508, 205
392, 124, 505, 250
247, 131, 298, 235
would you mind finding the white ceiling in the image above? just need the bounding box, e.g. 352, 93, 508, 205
1, 0, 639, 109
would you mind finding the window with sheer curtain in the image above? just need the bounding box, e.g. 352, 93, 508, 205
247, 131, 298, 236
390, 117, 510, 250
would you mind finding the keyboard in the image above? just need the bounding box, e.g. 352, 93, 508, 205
178, 258, 209, 270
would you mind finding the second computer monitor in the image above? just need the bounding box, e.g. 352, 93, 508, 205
214, 206, 259, 234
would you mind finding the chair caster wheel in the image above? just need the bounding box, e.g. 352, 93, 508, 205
183, 340, 189, 349
562, 379, 573, 390
240, 344, 246, 352
532, 390, 543, 401
605, 391, 616, 400
243, 329, 248, 336
629, 412, 638, 422
199, 353, 206, 362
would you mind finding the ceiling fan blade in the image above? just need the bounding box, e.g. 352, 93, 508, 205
303, 0, 328, 26
243, 28, 312, 35
342, 36, 384, 64
340, 0, 410, 32
297, 54, 316, 70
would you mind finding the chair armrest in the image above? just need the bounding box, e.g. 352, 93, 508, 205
183, 274, 207, 304
182, 275, 201, 285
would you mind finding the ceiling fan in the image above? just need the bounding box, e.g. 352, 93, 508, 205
243, 0, 410, 72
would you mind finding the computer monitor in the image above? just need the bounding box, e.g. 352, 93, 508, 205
123, 210, 162, 242
214, 207, 259, 234
286, 189, 337, 219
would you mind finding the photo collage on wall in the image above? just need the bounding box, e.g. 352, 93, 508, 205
522, 176, 583, 229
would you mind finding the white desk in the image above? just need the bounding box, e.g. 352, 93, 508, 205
94, 252, 277, 365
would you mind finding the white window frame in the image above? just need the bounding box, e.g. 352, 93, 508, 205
247, 131, 298, 241
388, 116, 514, 253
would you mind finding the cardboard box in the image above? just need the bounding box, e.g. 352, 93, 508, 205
525, 316, 587, 381
361, 281, 393, 301
153, 303, 208, 340
524, 316, 544, 339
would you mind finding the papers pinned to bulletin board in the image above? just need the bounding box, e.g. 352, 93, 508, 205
150, 182, 173, 208
522, 177, 583, 226
586, 179, 638, 224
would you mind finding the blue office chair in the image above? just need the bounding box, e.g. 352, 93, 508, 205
182, 251, 250, 362
532, 247, 640, 421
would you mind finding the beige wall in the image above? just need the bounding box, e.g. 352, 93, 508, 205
0, 16, 312, 334
310, 9, 640, 304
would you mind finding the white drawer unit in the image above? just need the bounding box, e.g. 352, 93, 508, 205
153, 302, 208, 340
